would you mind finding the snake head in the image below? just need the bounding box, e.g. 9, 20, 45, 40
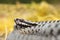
14, 18, 38, 30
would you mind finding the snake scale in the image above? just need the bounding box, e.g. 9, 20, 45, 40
7, 18, 60, 40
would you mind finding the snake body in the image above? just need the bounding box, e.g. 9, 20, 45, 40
7, 18, 60, 40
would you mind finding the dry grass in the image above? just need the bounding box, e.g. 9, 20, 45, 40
0, 1, 60, 40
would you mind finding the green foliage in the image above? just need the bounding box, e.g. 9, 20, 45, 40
19, 0, 42, 3
33, 0, 42, 3
19, 0, 32, 4
0, 0, 16, 4
0, 0, 60, 4
0, 0, 42, 4
46, 0, 60, 4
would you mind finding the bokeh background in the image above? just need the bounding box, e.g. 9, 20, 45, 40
0, 0, 60, 40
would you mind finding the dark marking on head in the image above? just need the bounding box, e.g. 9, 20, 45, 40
14, 18, 24, 23
14, 18, 19, 21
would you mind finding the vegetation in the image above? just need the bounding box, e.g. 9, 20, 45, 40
0, 0, 60, 4
0, 1, 60, 40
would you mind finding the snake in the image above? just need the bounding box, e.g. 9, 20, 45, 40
7, 18, 60, 40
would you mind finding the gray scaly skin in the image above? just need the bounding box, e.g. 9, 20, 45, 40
7, 18, 60, 40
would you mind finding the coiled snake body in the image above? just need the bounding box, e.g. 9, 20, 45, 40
7, 18, 60, 40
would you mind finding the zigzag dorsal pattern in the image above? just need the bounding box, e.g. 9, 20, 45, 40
7, 18, 60, 40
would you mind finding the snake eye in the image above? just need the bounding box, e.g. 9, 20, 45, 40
15, 18, 19, 21
19, 19, 24, 22
14, 18, 18, 22
15, 18, 24, 23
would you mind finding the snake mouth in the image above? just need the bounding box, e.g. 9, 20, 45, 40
14, 18, 38, 29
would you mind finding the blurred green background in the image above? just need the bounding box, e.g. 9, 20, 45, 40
0, 0, 60, 40
0, 0, 60, 4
